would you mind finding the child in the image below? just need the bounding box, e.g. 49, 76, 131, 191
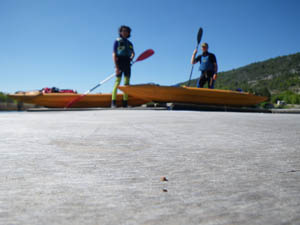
111, 25, 135, 108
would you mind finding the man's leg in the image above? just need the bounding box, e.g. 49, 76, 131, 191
208, 77, 214, 89
208, 71, 215, 89
197, 72, 207, 88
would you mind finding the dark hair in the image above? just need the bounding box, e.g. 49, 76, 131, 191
118, 25, 131, 38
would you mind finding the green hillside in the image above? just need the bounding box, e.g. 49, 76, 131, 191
182, 52, 300, 104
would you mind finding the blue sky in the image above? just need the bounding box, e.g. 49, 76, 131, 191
1, 0, 300, 94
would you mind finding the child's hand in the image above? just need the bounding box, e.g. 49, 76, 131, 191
115, 67, 121, 75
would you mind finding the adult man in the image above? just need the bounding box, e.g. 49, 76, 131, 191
191, 43, 218, 88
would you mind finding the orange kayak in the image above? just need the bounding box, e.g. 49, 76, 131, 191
8, 91, 148, 108
118, 84, 268, 106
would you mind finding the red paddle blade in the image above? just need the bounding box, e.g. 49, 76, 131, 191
135, 49, 154, 62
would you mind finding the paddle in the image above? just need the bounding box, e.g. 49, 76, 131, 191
65, 49, 155, 108
187, 27, 203, 87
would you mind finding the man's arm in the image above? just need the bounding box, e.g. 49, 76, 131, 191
213, 62, 218, 80
211, 54, 218, 80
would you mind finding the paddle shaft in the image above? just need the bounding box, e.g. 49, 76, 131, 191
82, 59, 140, 95
187, 28, 203, 87
79, 57, 145, 96
187, 43, 199, 87
65, 49, 154, 108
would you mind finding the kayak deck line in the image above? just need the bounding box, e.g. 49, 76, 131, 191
165, 102, 271, 113
25, 106, 167, 112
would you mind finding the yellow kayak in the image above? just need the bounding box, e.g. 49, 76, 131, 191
118, 84, 268, 106
8, 91, 148, 108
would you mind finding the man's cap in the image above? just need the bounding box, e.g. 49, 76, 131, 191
201, 42, 209, 48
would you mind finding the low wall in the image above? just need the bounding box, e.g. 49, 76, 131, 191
0, 102, 38, 111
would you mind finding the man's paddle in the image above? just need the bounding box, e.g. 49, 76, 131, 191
187, 27, 203, 86
65, 49, 154, 108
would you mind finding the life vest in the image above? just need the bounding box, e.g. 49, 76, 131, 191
115, 37, 133, 57
199, 53, 214, 71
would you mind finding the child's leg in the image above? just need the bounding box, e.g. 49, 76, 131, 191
112, 76, 122, 101
123, 76, 130, 101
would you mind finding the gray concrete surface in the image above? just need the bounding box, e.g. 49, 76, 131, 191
0, 110, 300, 225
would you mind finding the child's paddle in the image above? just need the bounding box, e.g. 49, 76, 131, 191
65, 49, 154, 108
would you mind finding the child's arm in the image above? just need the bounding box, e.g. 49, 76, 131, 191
112, 41, 120, 75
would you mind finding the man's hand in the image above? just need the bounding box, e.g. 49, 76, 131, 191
193, 48, 198, 55
213, 73, 217, 80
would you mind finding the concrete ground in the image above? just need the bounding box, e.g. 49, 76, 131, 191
0, 110, 299, 225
